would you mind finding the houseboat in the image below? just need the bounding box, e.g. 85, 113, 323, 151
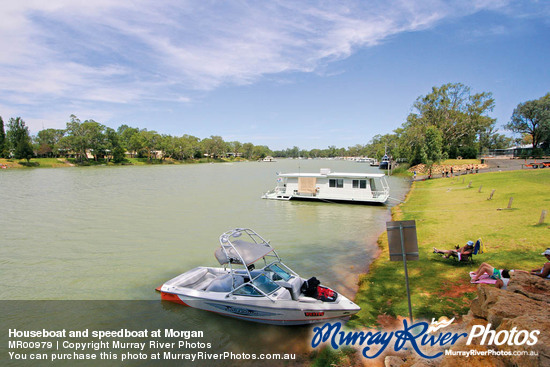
262, 168, 389, 204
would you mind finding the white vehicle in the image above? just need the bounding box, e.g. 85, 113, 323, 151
262, 168, 390, 204
158, 228, 360, 325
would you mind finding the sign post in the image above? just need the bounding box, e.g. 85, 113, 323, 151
386, 220, 419, 323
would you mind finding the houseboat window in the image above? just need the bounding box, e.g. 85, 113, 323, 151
352, 180, 367, 189
329, 179, 344, 188
370, 179, 377, 191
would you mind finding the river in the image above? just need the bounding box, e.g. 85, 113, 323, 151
0, 159, 409, 365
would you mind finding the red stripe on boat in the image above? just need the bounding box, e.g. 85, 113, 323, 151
160, 292, 188, 306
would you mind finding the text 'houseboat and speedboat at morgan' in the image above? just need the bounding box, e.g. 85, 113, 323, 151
261, 168, 390, 204
157, 228, 360, 325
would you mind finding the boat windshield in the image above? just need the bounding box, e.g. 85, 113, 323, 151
265, 263, 292, 281
252, 274, 280, 294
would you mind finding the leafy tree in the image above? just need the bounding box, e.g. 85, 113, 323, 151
138, 130, 161, 161
61, 115, 87, 161
117, 125, 139, 156
251, 145, 272, 160
36, 128, 65, 157
81, 120, 107, 161
128, 131, 146, 158
201, 135, 227, 159
403, 83, 495, 162
242, 143, 254, 159
424, 126, 443, 163
7, 117, 34, 161
0, 116, 8, 158
506, 93, 550, 149
105, 127, 126, 163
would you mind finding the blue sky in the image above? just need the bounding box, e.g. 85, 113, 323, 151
1, 1, 549, 150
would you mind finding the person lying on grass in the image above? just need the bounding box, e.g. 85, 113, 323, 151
471, 250, 550, 289
469, 263, 525, 289
433, 241, 474, 260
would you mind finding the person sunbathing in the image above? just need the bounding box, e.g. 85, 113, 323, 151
433, 241, 474, 260
470, 262, 519, 289
470, 249, 550, 289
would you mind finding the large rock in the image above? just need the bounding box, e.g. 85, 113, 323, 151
507, 271, 550, 304
469, 284, 548, 329
373, 273, 549, 366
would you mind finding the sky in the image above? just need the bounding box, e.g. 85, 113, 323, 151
1, 1, 549, 150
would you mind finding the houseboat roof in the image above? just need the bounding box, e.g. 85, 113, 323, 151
277, 171, 386, 179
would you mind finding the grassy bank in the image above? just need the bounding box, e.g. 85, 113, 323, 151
350, 169, 550, 327
0, 157, 246, 168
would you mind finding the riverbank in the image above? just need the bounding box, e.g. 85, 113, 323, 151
0, 156, 246, 169
349, 168, 549, 328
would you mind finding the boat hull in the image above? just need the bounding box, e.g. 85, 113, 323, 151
160, 289, 360, 325
262, 193, 388, 205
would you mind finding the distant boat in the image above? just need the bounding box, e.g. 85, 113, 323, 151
261, 156, 276, 162
355, 157, 374, 164
262, 168, 390, 204
379, 154, 390, 170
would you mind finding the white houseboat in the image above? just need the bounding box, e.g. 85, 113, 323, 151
262, 168, 390, 204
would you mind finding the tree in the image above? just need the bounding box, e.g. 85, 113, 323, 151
62, 115, 87, 162
7, 117, 34, 161
242, 143, 254, 159
116, 125, 138, 157
0, 116, 8, 158
105, 127, 126, 163
138, 130, 161, 161
36, 128, 65, 157
403, 83, 496, 162
506, 93, 550, 149
201, 135, 227, 159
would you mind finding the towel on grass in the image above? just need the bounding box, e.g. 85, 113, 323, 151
469, 271, 497, 284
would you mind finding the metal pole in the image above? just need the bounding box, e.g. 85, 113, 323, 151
399, 223, 413, 323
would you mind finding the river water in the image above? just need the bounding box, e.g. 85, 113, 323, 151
0, 159, 409, 365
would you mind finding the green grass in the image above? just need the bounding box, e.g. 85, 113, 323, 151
349, 169, 550, 327
0, 156, 249, 169
0, 158, 74, 168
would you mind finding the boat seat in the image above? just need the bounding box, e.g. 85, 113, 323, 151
167, 267, 208, 287
205, 274, 244, 292
276, 276, 303, 300
193, 273, 217, 290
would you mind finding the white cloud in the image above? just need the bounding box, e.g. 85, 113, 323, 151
1, 0, 545, 133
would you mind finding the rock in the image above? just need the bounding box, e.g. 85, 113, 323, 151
469, 284, 548, 329
507, 271, 550, 304
384, 355, 406, 367
496, 316, 550, 367
439, 273, 550, 366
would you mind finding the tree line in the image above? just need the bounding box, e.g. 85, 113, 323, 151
1, 84, 548, 165
361, 84, 549, 166
0, 115, 273, 163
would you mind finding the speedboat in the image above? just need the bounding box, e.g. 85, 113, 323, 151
158, 228, 360, 325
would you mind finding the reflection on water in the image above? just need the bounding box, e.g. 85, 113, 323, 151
0, 160, 409, 360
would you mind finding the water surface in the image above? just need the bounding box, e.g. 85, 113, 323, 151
0, 159, 409, 363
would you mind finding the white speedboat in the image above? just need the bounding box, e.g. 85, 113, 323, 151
262, 168, 390, 204
158, 228, 360, 325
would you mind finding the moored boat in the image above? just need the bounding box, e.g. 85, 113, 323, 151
262, 168, 389, 204
158, 228, 360, 325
